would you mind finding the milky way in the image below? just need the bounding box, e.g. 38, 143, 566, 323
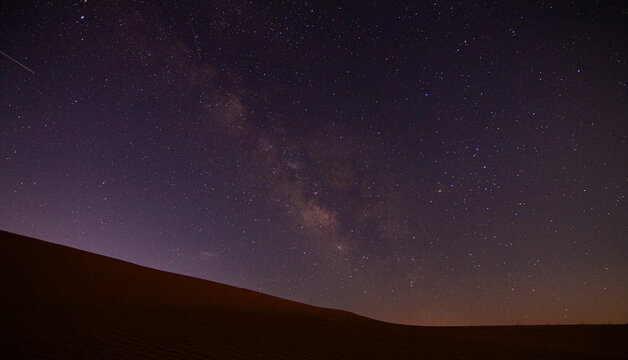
0, 1, 626, 325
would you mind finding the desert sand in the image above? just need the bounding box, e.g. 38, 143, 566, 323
1, 229, 626, 359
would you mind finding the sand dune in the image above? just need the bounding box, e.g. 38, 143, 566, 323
1, 230, 626, 359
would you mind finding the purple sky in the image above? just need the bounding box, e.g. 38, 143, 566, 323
1, 1, 626, 325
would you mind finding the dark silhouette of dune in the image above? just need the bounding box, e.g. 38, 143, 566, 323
1, 230, 626, 359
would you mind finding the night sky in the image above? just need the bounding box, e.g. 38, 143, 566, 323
1, 1, 626, 326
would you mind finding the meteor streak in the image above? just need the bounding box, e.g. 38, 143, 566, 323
0, 50, 35, 74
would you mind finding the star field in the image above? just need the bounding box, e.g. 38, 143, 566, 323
0, 1, 626, 325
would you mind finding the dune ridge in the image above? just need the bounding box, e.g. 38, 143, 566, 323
1, 230, 626, 359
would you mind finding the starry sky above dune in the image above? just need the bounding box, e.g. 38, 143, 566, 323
0, 1, 626, 325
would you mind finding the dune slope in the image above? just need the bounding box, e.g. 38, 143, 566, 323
1, 230, 626, 359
